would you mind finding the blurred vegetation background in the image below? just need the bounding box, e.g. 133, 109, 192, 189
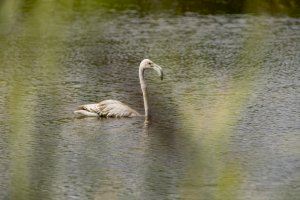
0, 0, 299, 200
0, 0, 300, 17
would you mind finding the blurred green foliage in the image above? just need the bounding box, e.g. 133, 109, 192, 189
0, 0, 299, 17
0, 0, 298, 199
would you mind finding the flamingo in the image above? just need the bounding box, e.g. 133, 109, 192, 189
74, 59, 163, 121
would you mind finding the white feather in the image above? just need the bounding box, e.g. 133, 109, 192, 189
74, 100, 141, 118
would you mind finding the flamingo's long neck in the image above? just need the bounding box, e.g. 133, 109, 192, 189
139, 66, 149, 120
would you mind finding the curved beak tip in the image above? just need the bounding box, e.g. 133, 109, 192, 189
153, 64, 163, 81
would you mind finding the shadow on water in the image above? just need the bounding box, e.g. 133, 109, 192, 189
0, 0, 299, 200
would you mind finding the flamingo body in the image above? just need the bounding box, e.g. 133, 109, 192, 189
74, 100, 141, 118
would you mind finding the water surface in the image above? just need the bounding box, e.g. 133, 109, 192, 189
0, 2, 299, 200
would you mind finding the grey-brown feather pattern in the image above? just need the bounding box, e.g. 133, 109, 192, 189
76, 100, 141, 118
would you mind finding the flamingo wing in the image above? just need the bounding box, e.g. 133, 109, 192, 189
75, 100, 141, 118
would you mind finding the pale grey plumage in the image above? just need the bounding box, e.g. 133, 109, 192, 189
74, 59, 163, 119
74, 100, 141, 118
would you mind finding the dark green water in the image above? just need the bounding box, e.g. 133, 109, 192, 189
0, 1, 299, 200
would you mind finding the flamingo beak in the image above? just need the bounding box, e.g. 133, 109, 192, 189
153, 64, 163, 80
